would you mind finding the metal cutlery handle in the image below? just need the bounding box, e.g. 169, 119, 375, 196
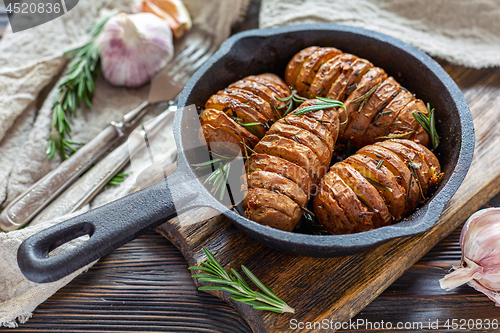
30, 106, 176, 225
0, 101, 150, 231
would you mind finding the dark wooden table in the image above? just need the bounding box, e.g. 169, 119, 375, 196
2, 3, 500, 332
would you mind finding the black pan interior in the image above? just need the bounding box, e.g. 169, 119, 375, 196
176, 24, 474, 257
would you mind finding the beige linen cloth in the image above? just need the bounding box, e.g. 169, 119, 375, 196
1, 0, 499, 328
260, 0, 500, 68
0, 0, 250, 327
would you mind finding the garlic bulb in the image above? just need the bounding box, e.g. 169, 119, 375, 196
96, 13, 174, 88
135, 0, 192, 38
440, 208, 500, 306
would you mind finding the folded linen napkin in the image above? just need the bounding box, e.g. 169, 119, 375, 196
260, 0, 500, 68
0, 0, 251, 327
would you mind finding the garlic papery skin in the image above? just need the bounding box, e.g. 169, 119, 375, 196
96, 13, 174, 88
440, 207, 500, 306
135, 0, 192, 38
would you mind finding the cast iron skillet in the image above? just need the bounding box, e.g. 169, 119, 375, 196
18, 24, 474, 284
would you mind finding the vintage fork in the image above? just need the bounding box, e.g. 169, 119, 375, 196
0, 35, 216, 231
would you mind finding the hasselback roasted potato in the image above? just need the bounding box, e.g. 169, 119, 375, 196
314, 139, 442, 234
242, 99, 340, 231
198, 47, 442, 236
200, 73, 290, 155
285, 47, 431, 149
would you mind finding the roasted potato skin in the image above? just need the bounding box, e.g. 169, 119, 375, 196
200, 47, 441, 237
286, 47, 431, 149
199, 73, 291, 155
244, 99, 340, 232
314, 139, 441, 234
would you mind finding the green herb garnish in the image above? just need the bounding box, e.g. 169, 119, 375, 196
293, 100, 345, 116
412, 103, 440, 149
363, 175, 393, 192
376, 159, 384, 169
46, 15, 112, 160
189, 247, 295, 314
194, 157, 232, 201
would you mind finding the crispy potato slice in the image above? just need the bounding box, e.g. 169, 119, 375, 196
339, 67, 388, 138
247, 75, 290, 99
292, 99, 340, 142
247, 170, 308, 207
393, 99, 431, 147
200, 108, 259, 146
309, 53, 358, 97
256, 73, 290, 92
326, 58, 373, 102
229, 79, 286, 111
360, 89, 415, 146
392, 139, 441, 175
243, 188, 302, 231
346, 154, 406, 220
319, 171, 375, 233
314, 186, 354, 234
205, 94, 267, 137
285, 115, 335, 151
375, 140, 431, 196
357, 145, 420, 216
200, 124, 243, 156
221, 87, 276, 122
344, 77, 401, 148
247, 154, 315, 198
331, 162, 392, 228
386, 99, 424, 142
285, 46, 321, 88
254, 134, 326, 182
267, 120, 332, 167
294, 47, 342, 97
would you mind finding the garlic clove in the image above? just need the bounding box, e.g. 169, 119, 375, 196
96, 13, 174, 88
440, 207, 500, 305
137, 0, 192, 39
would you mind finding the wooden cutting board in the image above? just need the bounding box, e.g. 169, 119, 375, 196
156, 62, 500, 333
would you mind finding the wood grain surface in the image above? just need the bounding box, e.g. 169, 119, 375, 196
2, 8, 500, 333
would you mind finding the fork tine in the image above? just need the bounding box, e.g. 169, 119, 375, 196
169, 38, 212, 76
175, 45, 217, 85
162, 38, 205, 72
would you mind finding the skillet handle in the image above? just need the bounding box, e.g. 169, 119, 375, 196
17, 169, 198, 284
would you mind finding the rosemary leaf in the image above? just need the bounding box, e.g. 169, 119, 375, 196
412, 103, 440, 149
363, 176, 393, 192
293, 101, 345, 115
46, 15, 112, 160
190, 247, 294, 314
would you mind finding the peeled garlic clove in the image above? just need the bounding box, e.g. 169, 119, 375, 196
440, 207, 500, 306
96, 13, 174, 88
137, 0, 192, 39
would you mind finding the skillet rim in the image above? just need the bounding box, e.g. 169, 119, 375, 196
176, 23, 474, 256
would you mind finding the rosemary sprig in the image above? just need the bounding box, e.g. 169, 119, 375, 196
103, 172, 129, 189
234, 120, 263, 139
376, 159, 384, 169
356, 194, 379, 213
195, 158, 232, 201
302, 210, 329, 235
189, 247, 295, 314
293, 99, 345, 116
362, 175, 393, 192
107, 172, 128, 186
412, 103, 440, 149
275, 90, 307, 117
408, 161, 425, 199
352, 83, 380, 113
47, 15, 112, 160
